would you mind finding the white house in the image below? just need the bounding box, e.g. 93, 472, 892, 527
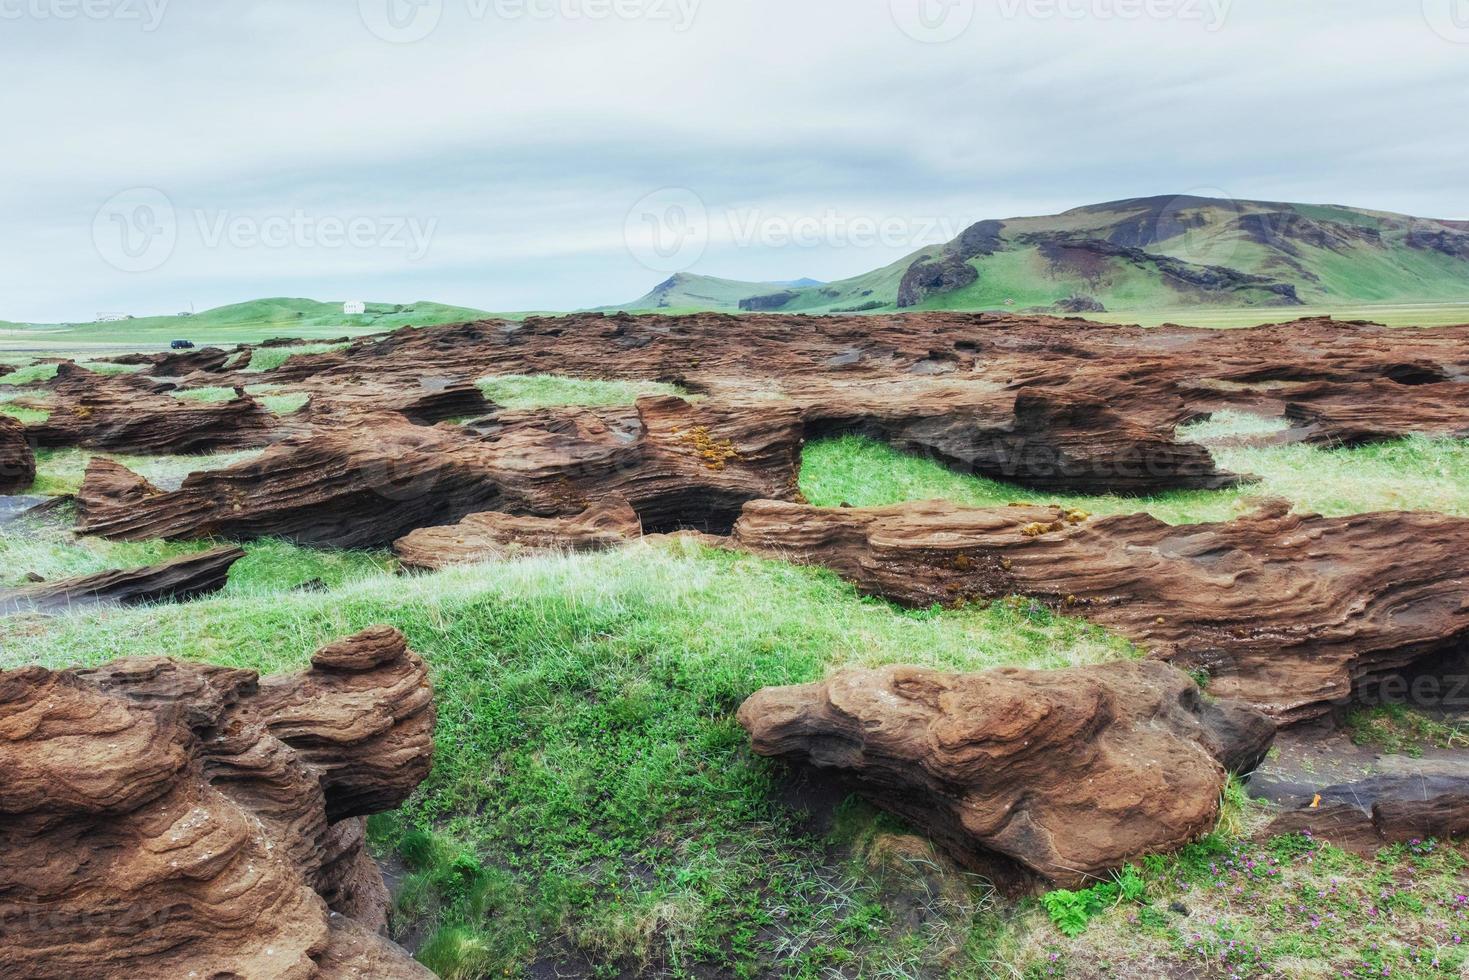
343, 300, 367, 316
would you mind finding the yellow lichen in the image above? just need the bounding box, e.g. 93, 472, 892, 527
685, 426, 740, 471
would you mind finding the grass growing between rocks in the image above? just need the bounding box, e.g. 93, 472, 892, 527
0, 538, 1135, 977
800, 428, 1469, 524
242, 342, 352, 373
25, 447, 266, 496
172, 384, 311, 414
476, 374, 688, 409
1020, 831, 1469, 979
0, 515, 393, 592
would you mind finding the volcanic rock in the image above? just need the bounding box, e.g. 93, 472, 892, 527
0, 545, 244, 615
0, 414, 36, 493
77, 397, 802, 547
738, 660, 1274, 885
0, 625, 435, 978
28, 367, 276, 454
730, 499, 1469, 723
394, 494, 643, 571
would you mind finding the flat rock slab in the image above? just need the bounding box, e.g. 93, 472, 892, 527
0, 545, 244, 615
739, 660, 1273, 886
731, 498, 1469, 723
1256, 722, 1469, 854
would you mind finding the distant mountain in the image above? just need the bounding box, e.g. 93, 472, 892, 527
602, 273, 827, 313
606, 196, 1469, 316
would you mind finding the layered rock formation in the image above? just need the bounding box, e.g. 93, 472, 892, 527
0, 545, 244, 615
0, 413, 35, 493
77, 397, 803, 547
0, 626, 435, 979
739, 660, 1273, 885
27, 366, 276, 454
394, 494, 643, 571
730, 499, 1469, 723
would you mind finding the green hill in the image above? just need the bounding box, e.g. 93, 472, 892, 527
608, 196, 1469, 318
0, 298, 500, 348
600, 273, 826, 314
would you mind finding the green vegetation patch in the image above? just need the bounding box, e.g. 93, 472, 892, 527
800, 429, 1469, 524
173, 385, 310, 415
1348, 704, 1469, 757
1020, 832, 1469, 978
476, 374, 688, 409
243, 342, 352, 374
0, 539, 1134, 976
28, 447, 266, 496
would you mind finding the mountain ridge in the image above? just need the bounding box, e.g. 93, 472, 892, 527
606, 195, 1469, 317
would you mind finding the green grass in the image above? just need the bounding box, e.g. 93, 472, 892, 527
243, 342, 352, 373
0, 538, 1134, 976
1347, 705, 1469, 758
0, 298, 501, 348
799, 426, 1469, 524
27, 447, 266, 496
0, 391, 50, 424
173, 385, 310, 415
476, 374, 688, 409
1021, 832, 1469, 978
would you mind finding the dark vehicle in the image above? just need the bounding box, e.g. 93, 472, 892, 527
170, 339, 196, 350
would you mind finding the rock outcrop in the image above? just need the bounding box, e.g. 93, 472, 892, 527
394, 494, 643, 571
27, 366, 276, 454
77, 398, 803, 547
0, 414, 35, 493
0, 546, 244, 615
730, 499, 1469, 723
738, 660, 1274, 886
0, 626, 435, 979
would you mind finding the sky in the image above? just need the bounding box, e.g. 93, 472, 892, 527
1, 0, 1466, 322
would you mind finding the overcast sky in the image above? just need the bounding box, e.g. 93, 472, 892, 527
1, 0, 1466, 321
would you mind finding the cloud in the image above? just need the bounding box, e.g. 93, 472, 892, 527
0, 0, 1465, 320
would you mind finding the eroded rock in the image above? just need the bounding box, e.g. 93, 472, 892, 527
394, 494, 643, 571
0, 625, 435, 979
731, 499, 1469, 723
0, 414, 35, 493
738, 660, 1273, 886
0, 545, 244, 615
77, 398, 802, 547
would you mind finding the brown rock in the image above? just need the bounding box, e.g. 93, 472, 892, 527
0, 545, 244, 615
0, 626, 435, 979
77, 398, 802, 547
28, 366, 276, 454
0, 414, 35, 493
738, 660, 1273, 886
730, 499, 1469, 723
394, 493, 643, 570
